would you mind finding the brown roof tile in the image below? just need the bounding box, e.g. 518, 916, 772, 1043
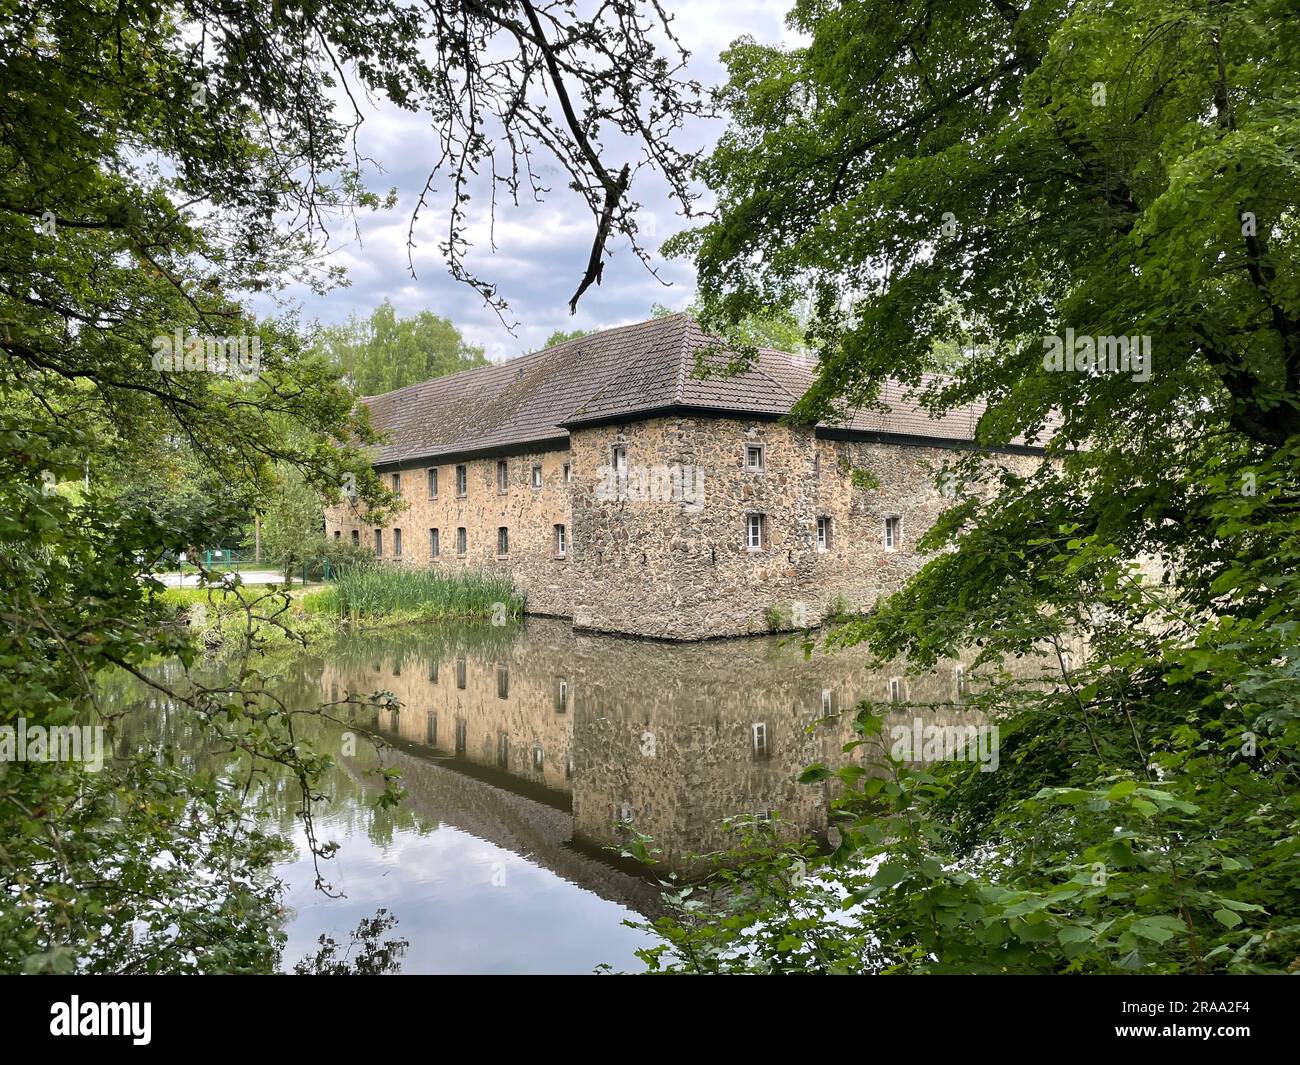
360, 313, 1036, 466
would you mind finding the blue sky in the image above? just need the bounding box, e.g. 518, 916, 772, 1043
254, 1, 799, 362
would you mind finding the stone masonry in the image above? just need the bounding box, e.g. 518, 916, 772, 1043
323, 314, 1046, 639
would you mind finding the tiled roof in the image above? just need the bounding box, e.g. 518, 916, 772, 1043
360, 313, 1031, 467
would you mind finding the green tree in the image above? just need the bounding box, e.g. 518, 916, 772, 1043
647, 0, 1300, 973
318, 300, 486, 395
542, 327, 591, 347
257, 463, 325, 581
0, 0, 692, 972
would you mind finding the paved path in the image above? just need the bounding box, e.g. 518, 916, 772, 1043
154, 569, 303, 587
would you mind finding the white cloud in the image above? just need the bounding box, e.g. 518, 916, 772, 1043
254, 0, 800, 358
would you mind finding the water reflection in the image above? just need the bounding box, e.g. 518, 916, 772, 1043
108, 617, 1046, 972
327, 617, 1001, 871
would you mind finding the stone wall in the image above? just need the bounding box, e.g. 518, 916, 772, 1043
565, 416, 1041, 639
324, 447, 573, 617
325, 414, 1042, 640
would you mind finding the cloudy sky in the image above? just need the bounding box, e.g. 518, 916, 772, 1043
256, 1, 800, 361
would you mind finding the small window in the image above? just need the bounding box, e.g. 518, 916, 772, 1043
333, 530, 341, 541
751, 722, 770, 759
497, 664, 509, 700
391, 472, 401, 495
531, 464, 543, 489
393, 528, 402, 557
1061, 651, 1072, 675
455, 464, 467, 496
497, 526, 509, 556
455, 658, 466, 689
374, 529, 383, 556
816, 515, 832, 551
426, 712, 438, 747
745, 443, 765, 472
351, 529, 359, 546
565, 753, 574, 779
555, 677, 568, 712
611, 444, 627, 478
746, 513, 765, 550
497, 734, 509, 769
455, 719, 467, 755
813, 451, 821, 478
430, 527, 440, 557
884, 515, 901, 551
532, 745, 544, 770
427, 468, 438, 497
562, 462, 571, 482
889, 677, 904, 703
456, 527, 467, 555
554, 524, 566, 558
954, 665, 966, 700
497, 459, 509, 493
821, 688, 834, 715
428, 660, 439, 682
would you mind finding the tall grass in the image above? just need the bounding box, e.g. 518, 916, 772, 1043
306, 563, 525, 622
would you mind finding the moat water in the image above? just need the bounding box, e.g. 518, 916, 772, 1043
108, 616, 1006, 973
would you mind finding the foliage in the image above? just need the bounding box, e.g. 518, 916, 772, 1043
256, 464, 327, 581
653, 300, 806, 352
645, 0, 1300, 974
543, 328, 591, 348
317, 300, 486, 396
0, 0, 686, 972
292, 909, 409, 975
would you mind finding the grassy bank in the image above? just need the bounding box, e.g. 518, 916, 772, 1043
156, 565, 523, 652
302, 564, 525, 624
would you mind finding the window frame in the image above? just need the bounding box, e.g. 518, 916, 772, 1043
884, 515, 901, 551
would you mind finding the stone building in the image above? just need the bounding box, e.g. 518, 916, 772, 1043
324, 313, 1045, 639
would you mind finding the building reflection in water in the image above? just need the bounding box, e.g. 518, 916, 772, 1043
325, 617, 1027, 876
